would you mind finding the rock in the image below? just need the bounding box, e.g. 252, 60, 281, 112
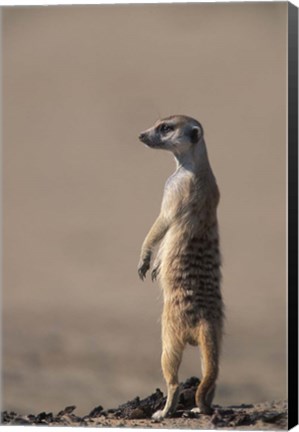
261, 412, 283, 423
128, 408, 146, 419
57, 405, 76, 416
11, 416, 31, 425
88, 405, 104, 418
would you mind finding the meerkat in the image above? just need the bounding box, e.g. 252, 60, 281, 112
137, 115, 224, 420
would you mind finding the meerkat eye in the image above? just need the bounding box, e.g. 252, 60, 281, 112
159, 124, 174, 134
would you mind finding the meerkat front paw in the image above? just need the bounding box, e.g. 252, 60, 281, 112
151, 265, 160, 281
138, 258, 150, 280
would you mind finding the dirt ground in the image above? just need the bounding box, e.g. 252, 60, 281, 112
2, 378, 287, 429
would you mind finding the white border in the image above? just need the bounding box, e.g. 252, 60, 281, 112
0, 1, 296, 432
0, 0, 297, 6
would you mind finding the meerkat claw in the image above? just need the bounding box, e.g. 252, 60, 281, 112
151, 267, 159, 281
138, 261, 150, 280
138, 269, 145, 280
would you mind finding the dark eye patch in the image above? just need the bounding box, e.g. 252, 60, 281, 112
159, 123, 174, 134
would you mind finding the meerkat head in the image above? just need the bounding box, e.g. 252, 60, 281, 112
139, 115, 204, 156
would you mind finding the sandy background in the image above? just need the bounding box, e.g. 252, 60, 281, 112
2, 3, 287, 416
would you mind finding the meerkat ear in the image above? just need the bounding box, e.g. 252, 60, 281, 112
190, 126, 201, 144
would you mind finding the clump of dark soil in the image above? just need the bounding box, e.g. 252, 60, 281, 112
106, 376, 199, 420
1, 377, 288, 429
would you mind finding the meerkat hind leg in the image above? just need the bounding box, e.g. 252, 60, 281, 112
194, 321, 219, 415
191, 385, 216, 414
152, 334, 184, 420
205, 384, 216, 406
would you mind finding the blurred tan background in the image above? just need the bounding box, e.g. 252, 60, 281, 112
2, 3, 287, 416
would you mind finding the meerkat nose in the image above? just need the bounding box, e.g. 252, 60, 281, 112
139, 132, 146, 142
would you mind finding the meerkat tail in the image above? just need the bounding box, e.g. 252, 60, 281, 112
195, 320, 220, 415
